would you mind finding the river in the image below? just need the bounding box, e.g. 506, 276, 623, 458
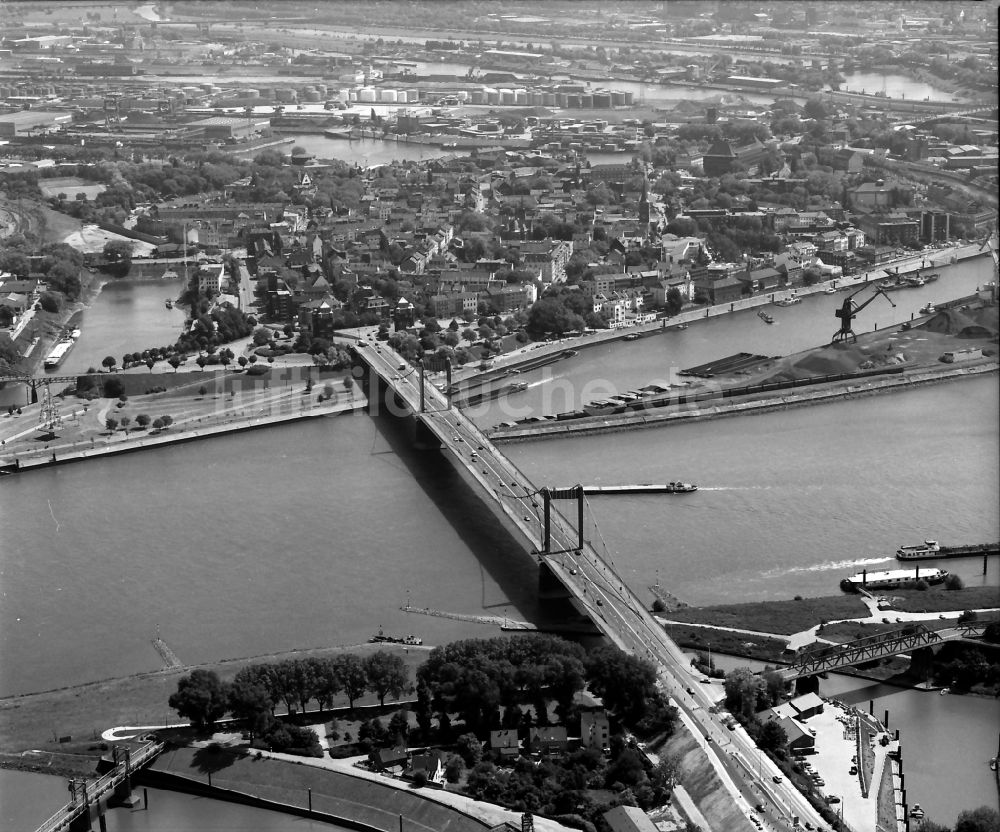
836, 71, 971, 103
1, 257, 996, 828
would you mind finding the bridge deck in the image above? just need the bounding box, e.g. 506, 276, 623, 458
354, 345, 682, 663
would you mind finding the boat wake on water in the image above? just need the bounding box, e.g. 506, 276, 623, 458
761, 556, 892, 577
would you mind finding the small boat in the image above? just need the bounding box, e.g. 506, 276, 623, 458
990, 758, 997, 771
758, 311, 774, 324
675, 323, 689, 330
920, 302, 936, 314
775, 295, 802, 306
939, 688, 950, 696
623, 332, 640, 341
165, 299, 173, 309
824, 286, 837, 294
910, 804, 925, 819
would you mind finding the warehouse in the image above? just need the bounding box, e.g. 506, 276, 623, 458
0, 110, 73, 138
188, 115, 271, 141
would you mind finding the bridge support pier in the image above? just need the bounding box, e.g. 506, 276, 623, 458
794, 674, 820, 696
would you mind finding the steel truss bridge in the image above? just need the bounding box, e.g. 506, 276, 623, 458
783, 621, 990, 680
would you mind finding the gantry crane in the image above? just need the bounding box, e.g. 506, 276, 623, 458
832, 283, 896, 344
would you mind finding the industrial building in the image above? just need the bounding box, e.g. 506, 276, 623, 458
0, 110, 73, 138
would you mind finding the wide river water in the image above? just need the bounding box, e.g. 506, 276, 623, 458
1, 256, 996, 828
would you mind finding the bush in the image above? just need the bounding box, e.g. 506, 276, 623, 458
246, 365, 269, 376
411, 770, 429, 788
102, 377, 124, 398
652, 598, 666, 613
944, 574, 964, 590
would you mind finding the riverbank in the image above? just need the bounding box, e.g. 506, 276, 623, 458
0, 642, 427, 772
660, 585, 1000, 688
490, 360, 998, 442
0, 367, 365, 473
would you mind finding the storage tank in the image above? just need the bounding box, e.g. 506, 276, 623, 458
406, 89, 420, 102
610, 90, 626, 107
303, 89, 321, 102
543, 92, 557, 107
348, 89, 358, 101
358, 87, 376, 102
486, 88, 500, 105
499, 88, 514, 104
592, 91, 611, 108
514, 88, 528, 105
622, 91, 634, 106
529, 91, 544, 106
379, 88, 398, 102
456, 90, 468, 101
396, 90, 408, 103
469, 88, 485, 105
244, 88, 260, 98
578, 93, 592, 108
566, 94, 580, 108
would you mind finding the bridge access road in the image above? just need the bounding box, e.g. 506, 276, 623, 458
356, 341, 833, 832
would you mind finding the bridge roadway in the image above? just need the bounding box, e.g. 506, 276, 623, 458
356, 342, 832, 832
33, 740, 164, 832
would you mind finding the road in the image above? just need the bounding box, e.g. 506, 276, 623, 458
356, 339, 839, 832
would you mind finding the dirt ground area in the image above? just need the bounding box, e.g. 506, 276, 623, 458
709, 302, 999, 393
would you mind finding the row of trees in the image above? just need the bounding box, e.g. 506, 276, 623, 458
105, 413, 173, 433
168, 651, 410, 735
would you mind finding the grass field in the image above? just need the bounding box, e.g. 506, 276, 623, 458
665, 595, 871, 635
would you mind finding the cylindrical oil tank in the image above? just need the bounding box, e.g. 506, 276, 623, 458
379, 88, 398, 102
358, 87, 376, 102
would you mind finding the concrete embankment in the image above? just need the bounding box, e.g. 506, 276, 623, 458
490, 362, 997, 442
0, 397, 365, 474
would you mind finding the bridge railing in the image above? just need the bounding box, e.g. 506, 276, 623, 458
32, 741, 163, 832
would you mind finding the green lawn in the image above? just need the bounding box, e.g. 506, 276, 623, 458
665, 596, 870, 635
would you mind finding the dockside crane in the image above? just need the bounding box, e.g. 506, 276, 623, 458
832, 283, 896, 344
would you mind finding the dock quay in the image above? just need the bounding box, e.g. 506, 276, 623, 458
0, 396, 365, 475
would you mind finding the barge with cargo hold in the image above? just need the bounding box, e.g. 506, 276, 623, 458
840, 567, 949, 592
896, 540, 1000, 561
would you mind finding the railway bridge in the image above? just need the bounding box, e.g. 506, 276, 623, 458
783, 620, 990, 682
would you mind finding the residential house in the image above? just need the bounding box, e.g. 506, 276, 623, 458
368, 746, 409, 772
528, 726, 569, 754
405, 751, 446, 785
297, 296, 344, 337
489, 729, 521, 761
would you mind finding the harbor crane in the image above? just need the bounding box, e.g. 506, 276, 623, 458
832, 283, 896, 344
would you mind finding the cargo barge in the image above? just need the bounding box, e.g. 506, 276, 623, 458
896, 541, 1000, 561
43, 328, 80, 369
840, 567, 949, 592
